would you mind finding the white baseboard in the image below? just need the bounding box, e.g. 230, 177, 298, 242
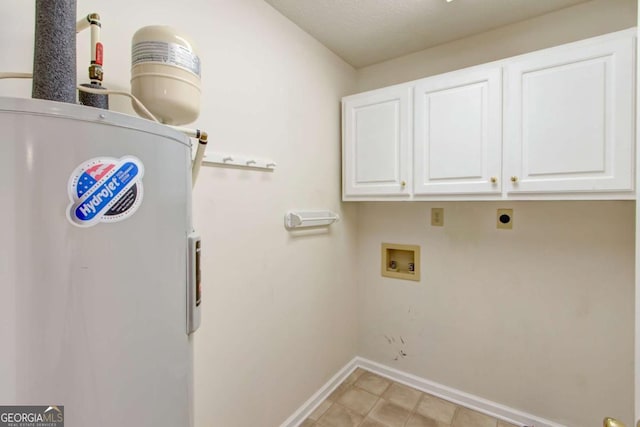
279, 357, 359, 427
281, 356, 566, 427
356, 357, 565, 427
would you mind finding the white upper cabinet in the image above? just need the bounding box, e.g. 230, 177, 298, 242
414, 66, 502, 195
341, 29, 635, 201
504, 32, 635, 194
342, 85, 411, 198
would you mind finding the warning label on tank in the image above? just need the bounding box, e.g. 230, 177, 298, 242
132, 41, 201, 77
66, 156, 145, 228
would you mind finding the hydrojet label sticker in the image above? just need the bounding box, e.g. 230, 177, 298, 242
67, 156, 145, 227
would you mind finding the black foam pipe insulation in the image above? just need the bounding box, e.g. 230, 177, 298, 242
32, 0, 77, 103
79, 83, 109, 110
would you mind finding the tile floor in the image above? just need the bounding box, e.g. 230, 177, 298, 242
300, 369, 518, 427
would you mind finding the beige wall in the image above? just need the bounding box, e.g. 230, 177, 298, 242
356, 0, 637, 92
353, 1, 637, 426
357, 202, 634, 426
0, 1, 359, 426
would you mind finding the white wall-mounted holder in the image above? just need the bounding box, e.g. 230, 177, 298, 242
202, 152, 276, 171
285, 210, 339, 229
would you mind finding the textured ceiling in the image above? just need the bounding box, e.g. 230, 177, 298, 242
263, 0, 591, 68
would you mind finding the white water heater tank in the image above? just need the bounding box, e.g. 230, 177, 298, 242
131, 25, 201, 125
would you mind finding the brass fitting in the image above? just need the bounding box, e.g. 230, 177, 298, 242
89, 64, 103, 82
88, 13, 101, 26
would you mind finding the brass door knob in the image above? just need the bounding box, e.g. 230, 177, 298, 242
510, 176, 519, 183
490, 177, 497, 184
604, 417, 626, 427
401, 181, 406, 187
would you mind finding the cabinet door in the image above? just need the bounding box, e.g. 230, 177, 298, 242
342, 86, 410, 198
504, 32, 635, 194
413, 67, 502, 195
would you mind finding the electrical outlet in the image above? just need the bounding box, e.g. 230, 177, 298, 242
497, 208, 513, 230
431, 208, 444, 226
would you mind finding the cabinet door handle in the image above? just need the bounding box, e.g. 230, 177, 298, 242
490, 177, 497, 184
401, 181, 406, 188
510, 176, 519, 183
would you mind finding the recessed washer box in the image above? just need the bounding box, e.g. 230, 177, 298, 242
381, 243, 420, 281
